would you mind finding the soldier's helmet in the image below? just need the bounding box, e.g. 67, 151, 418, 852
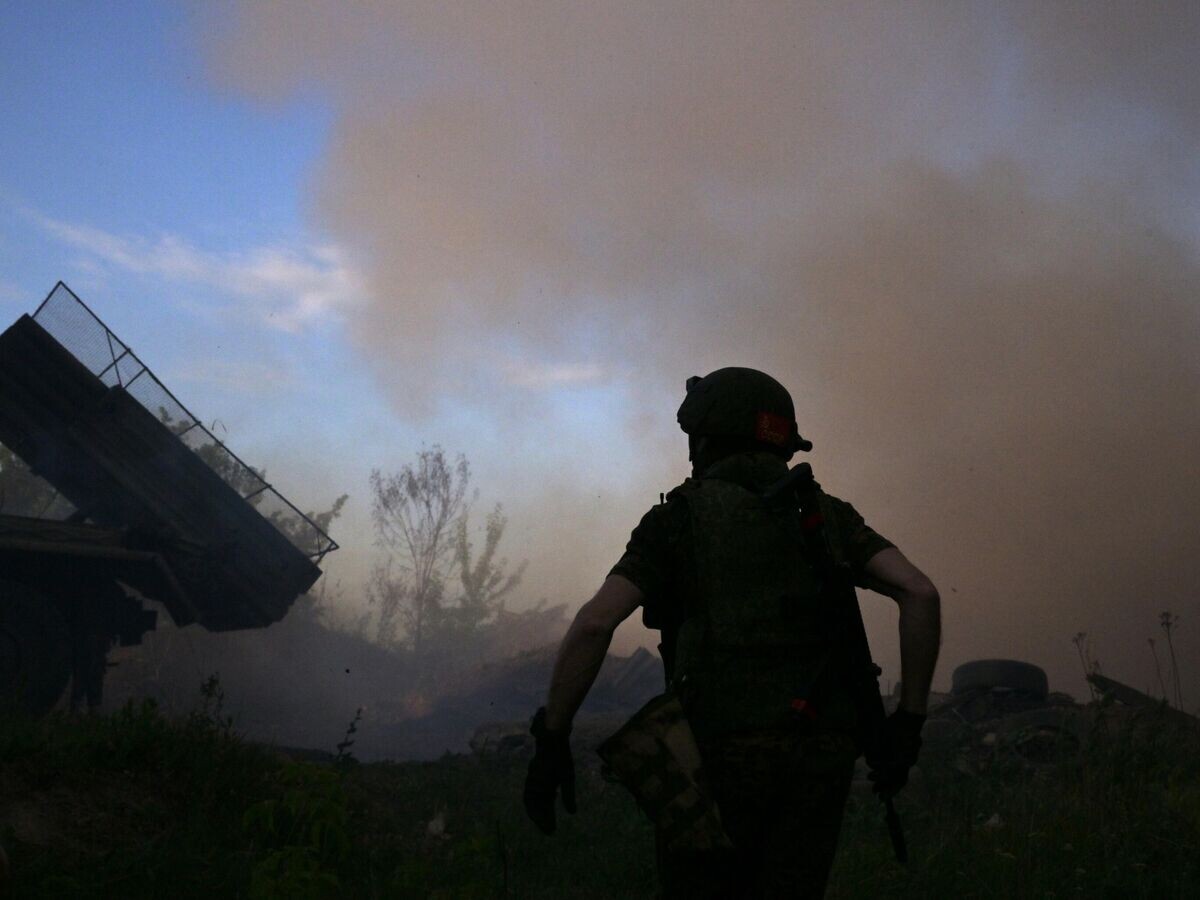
676, 367, 812, 453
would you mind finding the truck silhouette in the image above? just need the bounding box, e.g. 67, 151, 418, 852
0, 283, 337, 714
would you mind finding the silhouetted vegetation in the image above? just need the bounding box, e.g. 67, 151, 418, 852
0, 444, 70, 518
367, 446, 565, 689
827, 703, 1200, 898
1, 677, 371, 898
2, 682, 1197, 898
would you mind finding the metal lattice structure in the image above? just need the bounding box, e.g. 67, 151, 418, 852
32, 282, 338, 562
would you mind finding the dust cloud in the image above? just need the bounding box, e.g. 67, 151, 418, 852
199, 3, 1200, 706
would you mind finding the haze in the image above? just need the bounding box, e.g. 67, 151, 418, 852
2, 2, 1197, 727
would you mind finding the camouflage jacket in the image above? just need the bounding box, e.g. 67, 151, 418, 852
609, 451, 895, 737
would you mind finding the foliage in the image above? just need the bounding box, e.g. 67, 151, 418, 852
1160, 611, 1184, 710
452, 503, 527, 632
369, 446, 471, 652
345, 753, 655, 899
335, 707, 364, 766
3, 694, 1198, 897
0, 413, 344, 560
367, 446, 548, 682
1072, 631, 1101, 702
0, 443, 66, 517
0, 680, 359, 899
1, 688, 271, 897
243, 764, 351, 900
191, 438, 268, 503
157, 407, 346, 558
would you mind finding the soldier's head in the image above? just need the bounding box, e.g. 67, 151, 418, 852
676, 367, 811, 473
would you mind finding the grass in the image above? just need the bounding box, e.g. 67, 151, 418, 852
1, 698, 283, 897
828, 704, 1200, 899
1, 696, 1197, 898
344, 755, 654, 899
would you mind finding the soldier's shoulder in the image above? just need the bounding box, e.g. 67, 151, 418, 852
626, 482, 687, 535
663, 477, 701, 503
633, 479, 697, 541
813, 487, 866, 537
814, 486, 859, 516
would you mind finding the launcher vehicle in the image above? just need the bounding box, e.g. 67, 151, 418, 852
0, 283, 338, 713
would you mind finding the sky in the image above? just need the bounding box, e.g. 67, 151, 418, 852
2, 1, 1199, 706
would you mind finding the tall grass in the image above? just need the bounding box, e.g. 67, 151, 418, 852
1, 695, 1196, 897
828, 705, 1200, 899
0, 687, 354, 899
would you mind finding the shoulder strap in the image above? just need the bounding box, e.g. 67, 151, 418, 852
762, 462, 851, 573
786, 464, 886, 750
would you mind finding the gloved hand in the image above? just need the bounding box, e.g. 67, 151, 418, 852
867, 708, 925, 800
523, 707, 576, 834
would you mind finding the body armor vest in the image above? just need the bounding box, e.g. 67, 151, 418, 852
669, 475, 857, 740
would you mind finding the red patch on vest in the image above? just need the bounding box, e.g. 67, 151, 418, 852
754, 411, 791, 447
790, 698, 818, 720
801, 512, 824, 532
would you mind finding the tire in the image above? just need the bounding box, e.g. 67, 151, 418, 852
951, 659, 1048, 699
0, 579, 71, 715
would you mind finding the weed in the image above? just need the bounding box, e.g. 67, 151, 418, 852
243, 763, 351, 900
334, 706, 363, 767
1071, 631, 1099, 701
193, 672, 234, 735
1149, 638, 1168, 701
1160, 611, 1183, 710
3, 667, 1198, 897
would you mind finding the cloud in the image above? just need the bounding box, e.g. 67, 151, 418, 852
31, 212, 366, 332
170, 357, 296, 397
203, 2, 1200, 699
502, 361, 605, 389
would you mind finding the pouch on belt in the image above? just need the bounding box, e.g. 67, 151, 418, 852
597, 691, 733, 852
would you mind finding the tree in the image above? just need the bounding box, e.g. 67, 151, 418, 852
160, 409, 347, 560
368, 447, 470, 655
452, 504, 527, 632
271, 492, 348, 559
367, 447, 540, 677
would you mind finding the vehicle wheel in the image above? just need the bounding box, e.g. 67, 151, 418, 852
951, 659, 1048, 699
0, 579, 71, 715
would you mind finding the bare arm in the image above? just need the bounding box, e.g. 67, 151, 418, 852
860, 547, 941, 715
544, 574, 644, 731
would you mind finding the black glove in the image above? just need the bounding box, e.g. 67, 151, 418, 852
867, 708, 925, 800
523, 707, 576, 834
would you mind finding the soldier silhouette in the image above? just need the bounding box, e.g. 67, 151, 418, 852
524, 367, 941, 898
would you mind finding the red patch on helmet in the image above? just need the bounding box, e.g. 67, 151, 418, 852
754, 411, 791, 447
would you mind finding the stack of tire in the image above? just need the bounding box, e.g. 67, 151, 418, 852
951, 659, 1049, 700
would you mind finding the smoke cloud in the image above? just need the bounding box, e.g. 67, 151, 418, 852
203, 2, 1200, 701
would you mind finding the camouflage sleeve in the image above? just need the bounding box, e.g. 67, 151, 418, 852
609, 503, 675, 629
823, 495, 896, 581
